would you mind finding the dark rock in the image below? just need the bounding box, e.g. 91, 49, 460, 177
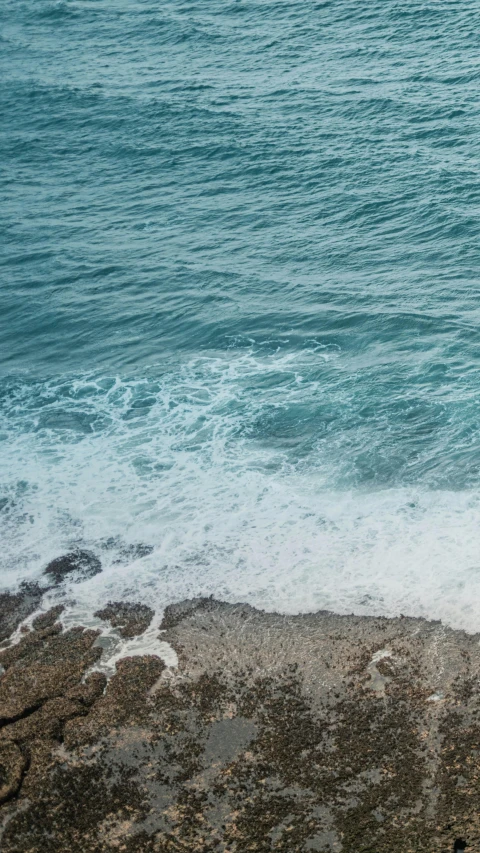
112, 543, 154, 564
0, 609, 105, 827
32, 605, 65, 631
0, 609, 101, 724
65, 672, 107, 708
160, 596, 214, 630
99, 537, 154, 564
43, 550, 101, 585
0, 582, 43, 643
94, 600, 154, 638
64, 655, 165, 748
0, 741, 27, 803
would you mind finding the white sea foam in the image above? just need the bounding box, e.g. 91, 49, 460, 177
2, 350, 480, 662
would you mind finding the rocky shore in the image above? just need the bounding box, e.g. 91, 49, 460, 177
0, 591, 478, 852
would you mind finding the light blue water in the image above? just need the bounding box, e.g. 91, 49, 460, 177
2, 0, 480, 629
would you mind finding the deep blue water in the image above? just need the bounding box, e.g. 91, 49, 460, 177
2, 0, 480, 629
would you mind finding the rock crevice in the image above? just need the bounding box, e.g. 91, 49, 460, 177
0, 599, 479, 852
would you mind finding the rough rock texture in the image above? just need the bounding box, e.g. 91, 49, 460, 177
43, 550, 102, 584
0, 598, 479, 851
0, 583, 44, 642
95, 601, 155, 638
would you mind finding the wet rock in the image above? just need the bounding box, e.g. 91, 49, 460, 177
160, 596, 214, 630
0, 610, 101, 723
32, 605, 64, 631
65, 673, 107, 708
2, 599, 480, 852
0, 583, 43, 643
43, 550, 101, 585
0, 610, 106, 827
64, 655, 164, 747
0, 741, 26, 803
1, 697, 86, 747
98, 537, 154, 563
112, 543, 154, 564
94, 600, 154, 638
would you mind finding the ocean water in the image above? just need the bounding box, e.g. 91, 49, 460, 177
2, 0, 480, 634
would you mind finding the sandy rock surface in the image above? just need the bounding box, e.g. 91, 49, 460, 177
0, 596, 478, 852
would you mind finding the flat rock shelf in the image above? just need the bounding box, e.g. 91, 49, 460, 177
0, 596, 479, 852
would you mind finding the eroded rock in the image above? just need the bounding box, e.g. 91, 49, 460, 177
94, 601, 154, 638
0, 620, 101, 723
32, 605, 64, 631
0, 583, 43, 643
43, 550, 102, 585
0, 600, 479, 852
0, 742, 26, 803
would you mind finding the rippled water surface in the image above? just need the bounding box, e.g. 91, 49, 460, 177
2, 0, 480, 629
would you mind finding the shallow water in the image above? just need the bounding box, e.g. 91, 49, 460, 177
2, 0, 480, 630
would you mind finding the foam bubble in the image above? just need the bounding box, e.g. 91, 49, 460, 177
1, 350, 480, 656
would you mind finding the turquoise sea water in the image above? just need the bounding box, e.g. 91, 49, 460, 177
2, 0, 480, 630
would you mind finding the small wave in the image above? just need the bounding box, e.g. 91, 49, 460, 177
1, 349, 480, 637
36, 1, 80, 20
